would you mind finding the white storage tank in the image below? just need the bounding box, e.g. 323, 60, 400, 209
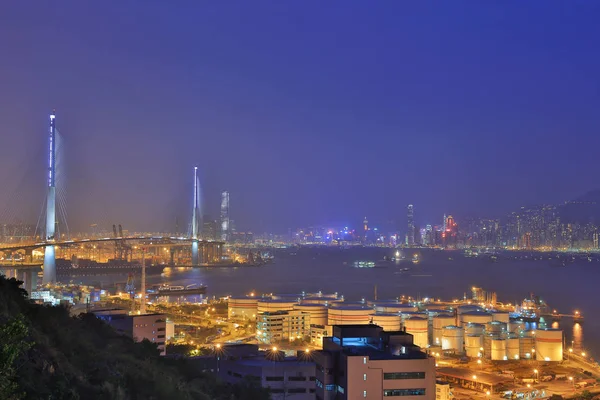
464, 323, 485, 337
460, 311, 493, 326
465, 334, 484, 358
491, 338, 507, 361
271, 294, 302, 301
441, 326, 464, 352
535, 329, 563, 362
293, 304, 328, 326
519, 336, 535, 359
301, 296, 342, 306
457, 305, 482, 314
228, 296, 259, 320
491, 310, 510, 324
328, 305, 374, 326
507, 336, 520, 360
433, 314, 456, 346
508, 320, 526, 335
486, 321, 507, 336
404, 316, 429, 348
257, 299, 297, 313
371, 312, 402, 331
375, 303, 417, 313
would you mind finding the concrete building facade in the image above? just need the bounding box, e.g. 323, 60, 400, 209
214, 344, 316, 400
313, 325, 435, 399
93, 310, 167, 356
257, 310, 311, 344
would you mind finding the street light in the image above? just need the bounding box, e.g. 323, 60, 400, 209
533, 369, 538, 383
581, 352, 586, 357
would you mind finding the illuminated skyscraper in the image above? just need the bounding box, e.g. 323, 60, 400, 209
191, 167, 199, 266
363, 217, 368, 242
220, 191, 230, 242
407, 204, 414, 246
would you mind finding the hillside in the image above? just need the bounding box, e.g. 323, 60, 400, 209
0, 277, 270, 400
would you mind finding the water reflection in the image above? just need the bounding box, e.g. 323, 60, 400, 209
572, 322, 584, 352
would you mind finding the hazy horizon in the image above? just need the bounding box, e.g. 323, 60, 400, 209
1, 1, 599, 233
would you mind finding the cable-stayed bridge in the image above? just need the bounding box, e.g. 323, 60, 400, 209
0, 111, 222, 288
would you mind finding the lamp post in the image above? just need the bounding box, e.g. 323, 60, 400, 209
533, 369, 538, 383
568, 348, 573, 361
215, 343, 222, 373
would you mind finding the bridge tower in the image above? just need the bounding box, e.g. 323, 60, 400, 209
191, 166, 199, 266
43, 111, 57, 284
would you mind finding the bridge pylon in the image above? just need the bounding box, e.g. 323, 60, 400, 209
43, 111, 57, 284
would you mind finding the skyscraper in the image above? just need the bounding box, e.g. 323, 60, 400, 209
220, 191, 230, 242
407, 204, 415, 246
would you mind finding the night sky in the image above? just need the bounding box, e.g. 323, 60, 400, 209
1, 1, 599, 233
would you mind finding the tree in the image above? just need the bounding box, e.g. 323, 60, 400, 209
0, 315, 33, 400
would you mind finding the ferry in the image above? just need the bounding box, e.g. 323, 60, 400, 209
149, 283, 207, 297
412, 254, 420, 264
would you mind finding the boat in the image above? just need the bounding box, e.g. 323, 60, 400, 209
151, 283, 207, 297
411, 254, 420, 264
353, 261, 375, 268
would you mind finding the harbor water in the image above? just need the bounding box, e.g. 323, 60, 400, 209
70, 247, 599, 358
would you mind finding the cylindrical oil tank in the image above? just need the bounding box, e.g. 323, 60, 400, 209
367, 299, 397, 307
508, 320, 526, 335
404, 316, 429, 348
535, 329, 563, 362
491, 338, 507, 361
305, 292, 339, 300
301, 296, 342, 306
328, 305, 374, 326
257, 299, 297, 313
457, 305, 482, 314
293, 304, 328, 326
491, 310, 510, 324
441, 326, 464, 352
464, 323, 485, 337
271, 294, 302, 301
401, 311, 428, 321
483, 335, 492, 359
228, 296, 259, 319
424, 308, 451, 317
519, 336, 535, 359
460, 311, 493, 326
507, 336, 520, 360
433, 314, 456, 346
465, 334, 484, 358
375, 303, 417, 313
486, 321, 507, 336
372, 312, 402, 331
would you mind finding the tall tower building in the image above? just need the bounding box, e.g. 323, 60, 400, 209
407, 204, 415, 246
363, 217, 368, 242
220, 191, 230, 242
191, 167, 199, 266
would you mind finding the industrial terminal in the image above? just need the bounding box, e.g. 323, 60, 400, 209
222, 286, 595, 399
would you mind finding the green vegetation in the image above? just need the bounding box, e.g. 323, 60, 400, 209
0, 277, 270, 400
